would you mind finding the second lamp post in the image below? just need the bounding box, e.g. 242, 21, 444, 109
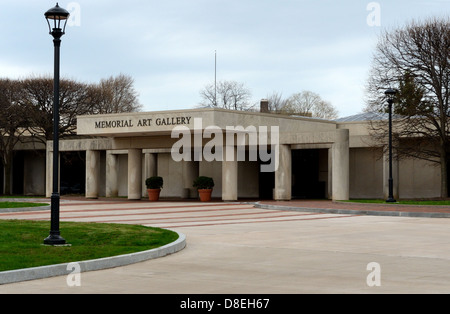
385, 88, 397, 203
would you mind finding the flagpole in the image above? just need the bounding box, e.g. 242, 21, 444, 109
214, 50, 217, 107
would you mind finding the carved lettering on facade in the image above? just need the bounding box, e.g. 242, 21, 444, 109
94, 120, 133, 129
94, 116, 192, 129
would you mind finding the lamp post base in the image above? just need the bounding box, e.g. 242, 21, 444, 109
386, 197, 397, 203
44, 233, 66, 245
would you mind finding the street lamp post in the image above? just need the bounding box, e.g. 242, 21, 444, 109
44, 3, 70, 245
385, 88, 397, 203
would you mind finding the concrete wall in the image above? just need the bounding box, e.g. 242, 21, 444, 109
349, 148, 383, 199
399, 157, 441, 199
198, 160, 222, 198
23, 152, 46, 196
348, 147, 441, 199
158, 153, 184, 198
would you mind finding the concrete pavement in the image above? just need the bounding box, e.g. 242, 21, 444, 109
1, 199, 450, 293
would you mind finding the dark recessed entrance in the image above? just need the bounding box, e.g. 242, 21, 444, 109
258, 166, 274, 200
292, 149, 328, 199
12, 151, 25, 195
60, 151, 86, 195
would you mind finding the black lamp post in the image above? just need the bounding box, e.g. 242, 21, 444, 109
44, 3, 70, 245
385, 88, 397, 203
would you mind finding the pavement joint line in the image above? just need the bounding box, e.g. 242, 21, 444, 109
82, 212, 324, 224
0, 230, 186, 285
0, 206, 261, 221
157, 214, 358, 228
0, 201, 244, 214
0, 205, 255, 217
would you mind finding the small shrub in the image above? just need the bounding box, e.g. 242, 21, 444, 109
193, 176, 214, 190
145, 176, 163, 189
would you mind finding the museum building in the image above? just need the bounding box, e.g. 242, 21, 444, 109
1, 102, 442, 201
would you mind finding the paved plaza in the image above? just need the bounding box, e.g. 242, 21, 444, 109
1, 199, 450, 293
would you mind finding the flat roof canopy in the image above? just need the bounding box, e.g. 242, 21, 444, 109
77, 108, 337, 138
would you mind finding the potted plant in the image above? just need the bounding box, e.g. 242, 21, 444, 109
145, 176, 163, 201
193, 176, 214, 202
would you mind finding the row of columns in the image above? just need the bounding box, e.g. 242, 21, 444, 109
98, 149, 238, 201
84, 148, 240, 201
82, 146, 250, 201
99, 149, 157, 200
50, 129, 353, 201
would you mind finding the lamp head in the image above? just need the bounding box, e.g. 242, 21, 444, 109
384, 88, 397, 101
45, 3, 70, 37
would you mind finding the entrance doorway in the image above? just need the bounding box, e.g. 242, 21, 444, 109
291, 149, 328, 199
60, 151, 86, 195
258, 166, 274, 199
12, 151, 24, 195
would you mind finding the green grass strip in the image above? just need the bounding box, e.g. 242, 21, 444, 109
0, 220, 178, 272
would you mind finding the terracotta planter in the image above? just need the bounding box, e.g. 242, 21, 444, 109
147, 189, 161, 201
198, 189, 212, 202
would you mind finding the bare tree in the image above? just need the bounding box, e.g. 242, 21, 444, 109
0, 74, 141, 193
265, 92, 289, 114
285, 91, 339, 119
199, 80, 253, 111
364, 17, 450, 197
0, 79, 28, 194
19, 76, 92, 145
89, 74, 142, 114
18, 74, 141, 145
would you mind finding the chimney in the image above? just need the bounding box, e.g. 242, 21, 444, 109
260, 99, 269, 113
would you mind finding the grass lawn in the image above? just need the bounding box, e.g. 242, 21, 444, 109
343, 199, 450, 205
0, 196, 45, 198
0, 220, 179, 272
0, 202, 49, 209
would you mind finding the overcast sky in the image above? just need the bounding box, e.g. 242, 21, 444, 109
1, 0, 449, 118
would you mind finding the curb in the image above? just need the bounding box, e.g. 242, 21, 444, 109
0, 231, 186, 285
255, 203, 450, 218
0, 199, 50, 213
0, 205, 50, 213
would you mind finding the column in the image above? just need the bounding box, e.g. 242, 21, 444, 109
46, 150, 53, 198
142, 153, 157, 197
106, 151, 118, 197
144, 153, 157, 178
274, 144, 291, 200
128, 148, 142, 200
86, 150, 100, 199
222, 146, 238, 201
332, 129, 349, 201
